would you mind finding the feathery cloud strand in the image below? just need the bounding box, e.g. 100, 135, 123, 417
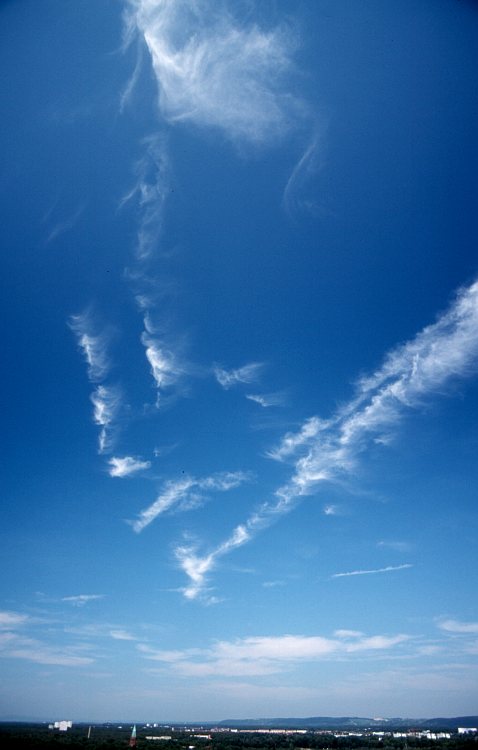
177, 279, 478, 600
108, 456, 151, 478
126, 0, 303, 145
130, 471, 250, 533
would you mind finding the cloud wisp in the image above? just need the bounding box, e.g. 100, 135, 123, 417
282, 130, 324, 218
45, 203, 86, 245
91, 385, 122, 454
331, 564, 413, 579
0, 609, 95, 667
120, 134, 170, 260
142, 330, 185, 402
246, 392, 285, 408
129, 471, 250, 534
137, 630, 411, 677
438, 619, 478, 634
214, 362, 263, 390
176, 280, 478, 600
69, 309, 122, 454
0, 610, 29, 629
108, 455, 151, 478
61, 594, 105, 607
69, 310, 112, 383
126, 0, 304, 146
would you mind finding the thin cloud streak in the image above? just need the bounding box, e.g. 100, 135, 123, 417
108, 456, 151, 478
120, 135, 170, 260
127, 0, 304, 145
69, 310, 122, 454
120, 40, 144, 113
142, 331, 183, 395
214, 362, 263, 390
267, 416, 327, 461
45, 203, 85, 244
0, 611, 29, 629
69, 310, 111, 383
130, 471, 250, 533
91, 385, 122, 453
331, 564, 413, 579
282, 131, 323, 218
177, 280, 478, 599
246, 392, 284, 408
62, 594, 105, 607
438, 619, 478, 634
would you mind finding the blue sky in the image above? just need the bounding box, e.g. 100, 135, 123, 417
1, 0, 478, 722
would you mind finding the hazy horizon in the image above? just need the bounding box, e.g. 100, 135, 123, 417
1, 0, 477, 722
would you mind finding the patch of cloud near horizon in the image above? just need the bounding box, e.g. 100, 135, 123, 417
176, 279, 478, 600
129, 471, 251, 533
438, 618, 478, 634
137, 631, 411, 677
108, 455, 151, 478
126, 0, 304, 145
0, 610, 95, 667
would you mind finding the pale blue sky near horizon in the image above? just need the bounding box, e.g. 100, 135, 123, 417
1, 0, 478, 722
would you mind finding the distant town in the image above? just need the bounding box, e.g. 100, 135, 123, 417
1, 716, 477, 750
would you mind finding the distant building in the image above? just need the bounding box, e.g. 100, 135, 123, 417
458, 728, 477, 734
145, 737, 172, 741
53, 721, 72, 732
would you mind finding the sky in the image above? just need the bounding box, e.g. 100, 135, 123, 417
1, 0, 478, 723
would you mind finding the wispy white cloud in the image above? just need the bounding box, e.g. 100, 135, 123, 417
5, 643, 94, 667
69, 310, 122, 454
175, 525, 250, 602
130, 471, 250, 534
120, 135, 170, 260
109, 629, 137, 641
323, 504, 340, 516
62, 594, 105, 607
283, 130, 324, 218
176, 280, 478, 599
142, 331, 184, 396
0, 611, 29, 629
137, 630, 411, 677
437, 619, 478, 634
331, 564, 413, 579
45, 203, 85, 244
377, 540, 411, 552
120, 39, 144, 112
69, 310, 111, 383
267, 416, 327, 461
334, 629, 364, 638
126, 0, 304, 145
91, 385, 122, 453
246, 392, 284, 408
272, 280, 478, 498
108, 455, 151, 478
214, 362, 263, 390
0, 613, 96, 667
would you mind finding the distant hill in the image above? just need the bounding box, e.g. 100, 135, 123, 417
217, 716, 478, 731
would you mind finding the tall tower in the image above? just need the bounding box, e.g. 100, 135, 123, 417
129, 725, 137, 748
